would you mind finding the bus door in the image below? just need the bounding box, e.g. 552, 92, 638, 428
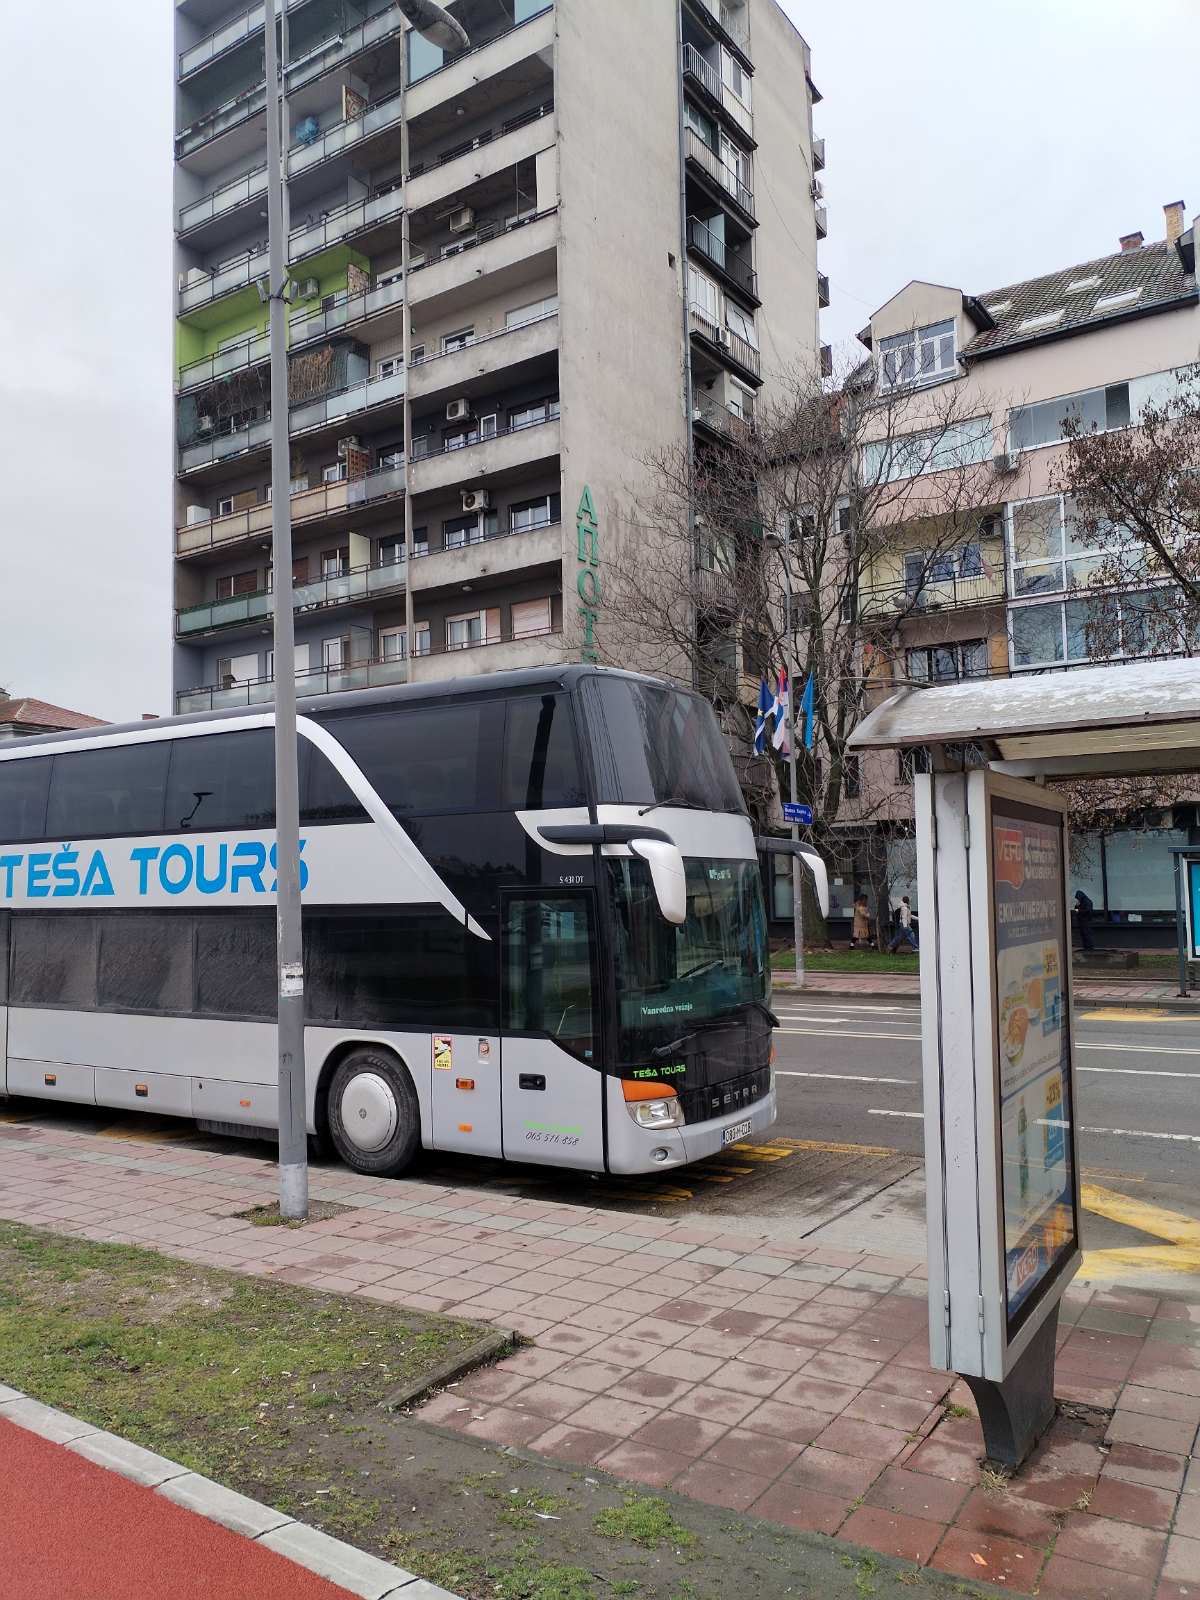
500, 891, 605, 1170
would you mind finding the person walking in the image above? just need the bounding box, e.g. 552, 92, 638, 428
850, 891, 871, 949
1074, 888, 1095, 952
888, 896, 918, 954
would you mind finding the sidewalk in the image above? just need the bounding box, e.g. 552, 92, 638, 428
0, 1119, 1197, 1597
775, 969, 1199, 1009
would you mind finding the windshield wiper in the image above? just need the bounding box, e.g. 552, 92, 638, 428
650, 1000, 777, 1058
637, 796, 714, 817
651, 1028, 703, 1059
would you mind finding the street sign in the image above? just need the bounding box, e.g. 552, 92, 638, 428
782, 802, 812, 825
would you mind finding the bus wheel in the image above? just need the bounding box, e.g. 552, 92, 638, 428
326, 1049, 421, 1178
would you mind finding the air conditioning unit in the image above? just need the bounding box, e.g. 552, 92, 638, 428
185, 504, 211, 526
718, 327, 731, 347
295, 277, 319, 299
991, 450, 1020, 474
446, 397, 471, 422
337, 435, 361, 458
462, 488, 490, 513
448, 206, 475, 234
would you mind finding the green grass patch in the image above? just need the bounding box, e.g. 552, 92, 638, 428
595, 1495, 696, 1550
772, 949, 919, 975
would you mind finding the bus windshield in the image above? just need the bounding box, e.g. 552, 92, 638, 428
581, 676, 746, 813
606, 857, 769, 1061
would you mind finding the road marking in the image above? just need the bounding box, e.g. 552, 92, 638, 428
777, 1028, 923, 1041
775, 1004, 921, 1017
768, 1136, 903, 1158
777, 1071, 914, 1085
1078, 1041, 1200, 1057
869, 1108, 1200, 1144
1079, 1008, 1173, 1022
1079, 1182, 1200, 1283
868, 1109, 924, 1119
1078, 1065, 1200, 1079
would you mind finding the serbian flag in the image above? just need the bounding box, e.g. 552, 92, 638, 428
753, 679, 772, 755
771, 668, 790, 754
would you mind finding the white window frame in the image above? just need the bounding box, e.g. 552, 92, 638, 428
379, 623, 430, 662
322, 636, 350, 670
217, 496, 235, 517
721, 48, 751, 108
509, 494, 558, 533
441, 327, 475, 353
878, 320, 956, 391
505, 294, 558, 329
376, 356, 402, 380
446, 609, 486, 650
322, 462, 347, 484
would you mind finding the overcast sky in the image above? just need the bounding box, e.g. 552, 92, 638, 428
0, 0, 1192, 722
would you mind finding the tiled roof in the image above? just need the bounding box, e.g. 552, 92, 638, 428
0, 697, 106, 732
961, 238, 1196, 360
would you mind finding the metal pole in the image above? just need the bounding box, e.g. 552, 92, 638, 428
265, 0, 308, 1220
400, 29, 416, 670
781, 539, 804, 988
1175, 854, 1189, 999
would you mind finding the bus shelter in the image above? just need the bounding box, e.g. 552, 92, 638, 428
849, 656, 1200, 1468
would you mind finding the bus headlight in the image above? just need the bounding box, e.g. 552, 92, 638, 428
628, 1097, 685, 1130
621, 1078, 685, 1130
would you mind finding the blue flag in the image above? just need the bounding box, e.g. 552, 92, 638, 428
754, 678, 772, 755
800, 673, 816, 750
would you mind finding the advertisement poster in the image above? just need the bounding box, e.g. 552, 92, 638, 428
992, 802, 1077, 1333
1188, 861, 1200, 959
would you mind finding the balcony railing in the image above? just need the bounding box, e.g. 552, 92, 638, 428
179, 249, 269, 313
409, 306, 558, 372
178, 655, 412, 713
406, 100, 554, 180
289, 276, 405, 348
177, 83, 267, 159
179, 163, 267, 235
687, 216, 757, 299
857, 569, 1006, 620
693, 391, 754, 439
688, 305, 761, 379
288, 87, 404, 178
411, 407, 559, 463
815, 204, 828, 239
179, 333, 272, 393
684, 127, 755, 220
818, 272, 830, 309
681, 44, 753, 137
179, 0, 270, 79
290, 366, 406, 434
176, 557, 411, 638
406, 1, 553, 89
180, 416, 273, 474
289, 185, 404, 263
812, 136, 825, 172
692, 0, 751, 54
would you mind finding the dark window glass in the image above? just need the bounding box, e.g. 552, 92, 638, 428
503, 894, 596, 1060
319, 703, 503, 815
0, 757, 51, 843
304, 911, 497, 1028
1105, 383, 1131, 429
195, 913, 275, 1018
301, 743, 369, 824
10, 914, 98, 1007
166, 731, 276, 833
46, 743, 169, 840
582, 677, 744, 813
0, 911, 9, 1005
98, 914, 193, 1013
502, 694, 586, 809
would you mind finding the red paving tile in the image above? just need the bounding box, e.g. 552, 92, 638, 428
930, 1527, 1043, 1594
595, 1441, 692, 1489
811, 1415, 910, 1463
670, 1459, 772, 1512
1053, 1513, 1167, 1577
1107, 1411, 1199, 1455
1117, 1386, 1200, 1426
864, 1466, 968, 1524
628, 1412, 727, 1460
783, 1446, 882, 1499
702, 1426, 804, 1479
670, 1385, 762, 1428
605, 1369, 694, 1409
564, 1396, 660, 1439
1160, 1534, 1200, 1584
903, 1437, 982, 1485
839, 1389, 936, 1432
1086, 1476, 1178, 1531
528, 1423, 620, 1466
1103, 1443, 1188, 1493
1037, 1554, 1157, 1599
838, 1504, 945, 1564
952, 1486, 1059, 1545
1173, 1495, 1200, 1539
741, 1398, 832, 1445
747, 1480, 851, 1535
0, 1419, 356, 1600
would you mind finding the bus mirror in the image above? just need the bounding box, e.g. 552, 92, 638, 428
629, 837, 688, 926
796, 845, 830, 919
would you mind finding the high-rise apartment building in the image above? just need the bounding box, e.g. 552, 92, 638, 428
171, 0, 824, 711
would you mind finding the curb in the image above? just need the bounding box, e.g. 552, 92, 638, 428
383, 1326, 513, 1412
0, 1390, 460, 1600
772, 978, 1200, 1013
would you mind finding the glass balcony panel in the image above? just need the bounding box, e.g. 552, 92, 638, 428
179, 4, 265, 79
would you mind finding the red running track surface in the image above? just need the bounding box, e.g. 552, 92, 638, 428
0, 1417, 359, 1599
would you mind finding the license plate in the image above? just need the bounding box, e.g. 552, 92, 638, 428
722, 1118, 753, 1146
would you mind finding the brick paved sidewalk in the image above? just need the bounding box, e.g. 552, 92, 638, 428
777, 971, 1197, 1006
0, 1120, 1196, 1597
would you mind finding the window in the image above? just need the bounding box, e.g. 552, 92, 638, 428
410, 343, 425, 364
216, 570, 259, 600
1066, 276, 1100, 293
375, 356, 402, 380
724, 302, 758, 349
305, 910, 497, 1029
1095, 288, 1143, 313
505, 295, 558, 329
443, 511, 497, 548
504, 894, 596, 1061
378, 623, 431, 663
323, 637, 350, 669
217, 496, 235, 517
1010, 587, 1181, 672
447, 608, 500, 650
907, 639, 987, 683
377, 446, 403, 470
684, 98, 717, 150
502, 694, 586, 809
903, 543, 985, 596
164, 729, 276, 832
47, 743, 171, 839
879, 320, 956, 390
843, 756, 861, 799
1008, 493, 1110, 596
217, 653, 258, 686
479, 413, 498, 441
984, 300, 1011, 315
581, 676, 745, 813
509, 398, 559, 430
441, 327, 474, 353
98, 913, 193, 1014
511, 597, 552, 638
378, 530, 428, 565
722, 49, 751, 106
0, 757, 51, 843
375, 267, 403, 290
322, 462, 348, 484
1016, 308, 1064, 332
897, 747, 931, 783
688, 263, 722, 326
444, 425, 479, 451
720, 134, 751, 193
314, 702, 505, 816
863, 417, 993, 483
195, 912, 275, 1019
1009, 383, 1130, 451
320, 547, 350, 578
11, 914, 99, 1008
1010, 602, 1065, 668
510, 494, 560, 533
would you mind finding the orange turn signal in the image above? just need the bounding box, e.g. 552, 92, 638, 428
456, 1077, 476, 1092
457, 1123, 473, 1133
621, 1078, 679, 1102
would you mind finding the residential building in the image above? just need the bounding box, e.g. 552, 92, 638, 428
834, 202, 1199, 940
0, 697, 105, 741
171, 0, 824, 711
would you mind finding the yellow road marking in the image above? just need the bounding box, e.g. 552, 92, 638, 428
763, 1137, 901, 1158
1082, 1168, 1146, 1185
1079, 1008, 1172, 1022
1080, 1182, 1200, 1282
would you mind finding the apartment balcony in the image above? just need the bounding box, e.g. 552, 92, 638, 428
688, 305, 761, 385
688, 0, 752, 59
287, 88, 405, 182
179, 415, 273, 476
416, 517, 562, 594
817, 272, 830, 309
406, 102, 555, 217
178, 249, 269, 317
681, 44, 754, 142
815, 205, 828, 239
408, 309, 559, 406
425, 626, 562, 679
410, 413, 560, 495
404, 3, 555, 122
176, 558, 410, 641
686, 216, 758, 306
856, 569, 1006, 621
408, 208, 557, 315
289, 276, 405, 351
692, 391, 754, 442
812, 136, 825, 172
683, 128, 755, 227
178, 162, 267, 243
178, 654, 410, 714
288, 184, 405, 267
178, 332, 272, 394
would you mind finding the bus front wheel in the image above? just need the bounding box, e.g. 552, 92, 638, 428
326, 1048, 421, 1178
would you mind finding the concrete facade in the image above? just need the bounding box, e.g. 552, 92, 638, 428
171, 0, 822, 710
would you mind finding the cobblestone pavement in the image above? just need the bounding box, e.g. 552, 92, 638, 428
0, 1120, 1197, 1597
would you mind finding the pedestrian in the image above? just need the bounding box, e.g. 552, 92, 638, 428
888, 896, 918, 954
850, 891, 870, 949
1074, 888, 1095, 952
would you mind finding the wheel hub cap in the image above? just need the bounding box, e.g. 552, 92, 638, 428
340, 1072, 398, 1152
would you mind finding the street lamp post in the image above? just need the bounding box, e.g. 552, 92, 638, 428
765, 529, 805, 988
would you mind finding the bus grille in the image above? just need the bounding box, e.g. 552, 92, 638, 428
678, 1064, 771, 1125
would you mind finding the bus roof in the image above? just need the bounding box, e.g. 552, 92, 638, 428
0, 665, 680, 754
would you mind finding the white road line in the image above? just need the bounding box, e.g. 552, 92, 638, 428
1079, 1065, 1200, 1079
776, 1028, 922, 1041
774, 1015, 851, 1024
1078, 1042, 1200, 1057
775, 1004, 921, 1016
867, 1108, 1200, 1144
776, 1071, 914, 1084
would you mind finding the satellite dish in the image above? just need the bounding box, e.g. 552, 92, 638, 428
395, 0, 470, 51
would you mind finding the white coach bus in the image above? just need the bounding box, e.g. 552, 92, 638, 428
0, 666, 805, 1178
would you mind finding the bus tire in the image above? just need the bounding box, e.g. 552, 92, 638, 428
326, 1048, 421, 1178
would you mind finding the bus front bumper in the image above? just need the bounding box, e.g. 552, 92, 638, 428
605, 1077, 777, 1175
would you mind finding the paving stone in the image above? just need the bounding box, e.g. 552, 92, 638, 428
838, 1504, 944, 1565
568, 1396, 661, 1439
527, 1423, 620, 1467
670, 1384, 762, 1429
702, 1426, 804, 1480
158, 1473, 293, 1538
1171, 1495, 1200, 1539
811, 1415, 910, 1463
1085, 1475, 1178, 1531
1036, 1553, 1156, 1599
747, 1480, 850, 1535
840, 1389, 936, 1433
1106, 1411, 1199, 1454
1161, 1534, 1200, 1584
771, 1374, 860, 1415
596, 1440, 692, 1488
740, 1399, 831, 1446
1054, 1513, 1167, 1578
1102, 1442, 1188, 1493
670, 1458, 772, 1512
930, 1527, 1043, 1594
864, 1465, 969, 1524
1116, 1386, 1200, 1426
605, 1369, 694, 1409
463, 1405, 552, 1447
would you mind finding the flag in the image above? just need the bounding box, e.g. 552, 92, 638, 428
800, 672, 816, 750
771, 668, 790, 754
753, 679, 772, 755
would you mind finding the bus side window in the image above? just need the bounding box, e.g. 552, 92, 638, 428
194, 912, 275, 1019
0, 758, 51, 843
166, 731, 276, 833
0, 911, 9, 1006
502, 695, 586, 809
47, 745, 170, 840
10, 914, 99, 1009
504, 895, 596, 1061
302, 745, 369, 824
